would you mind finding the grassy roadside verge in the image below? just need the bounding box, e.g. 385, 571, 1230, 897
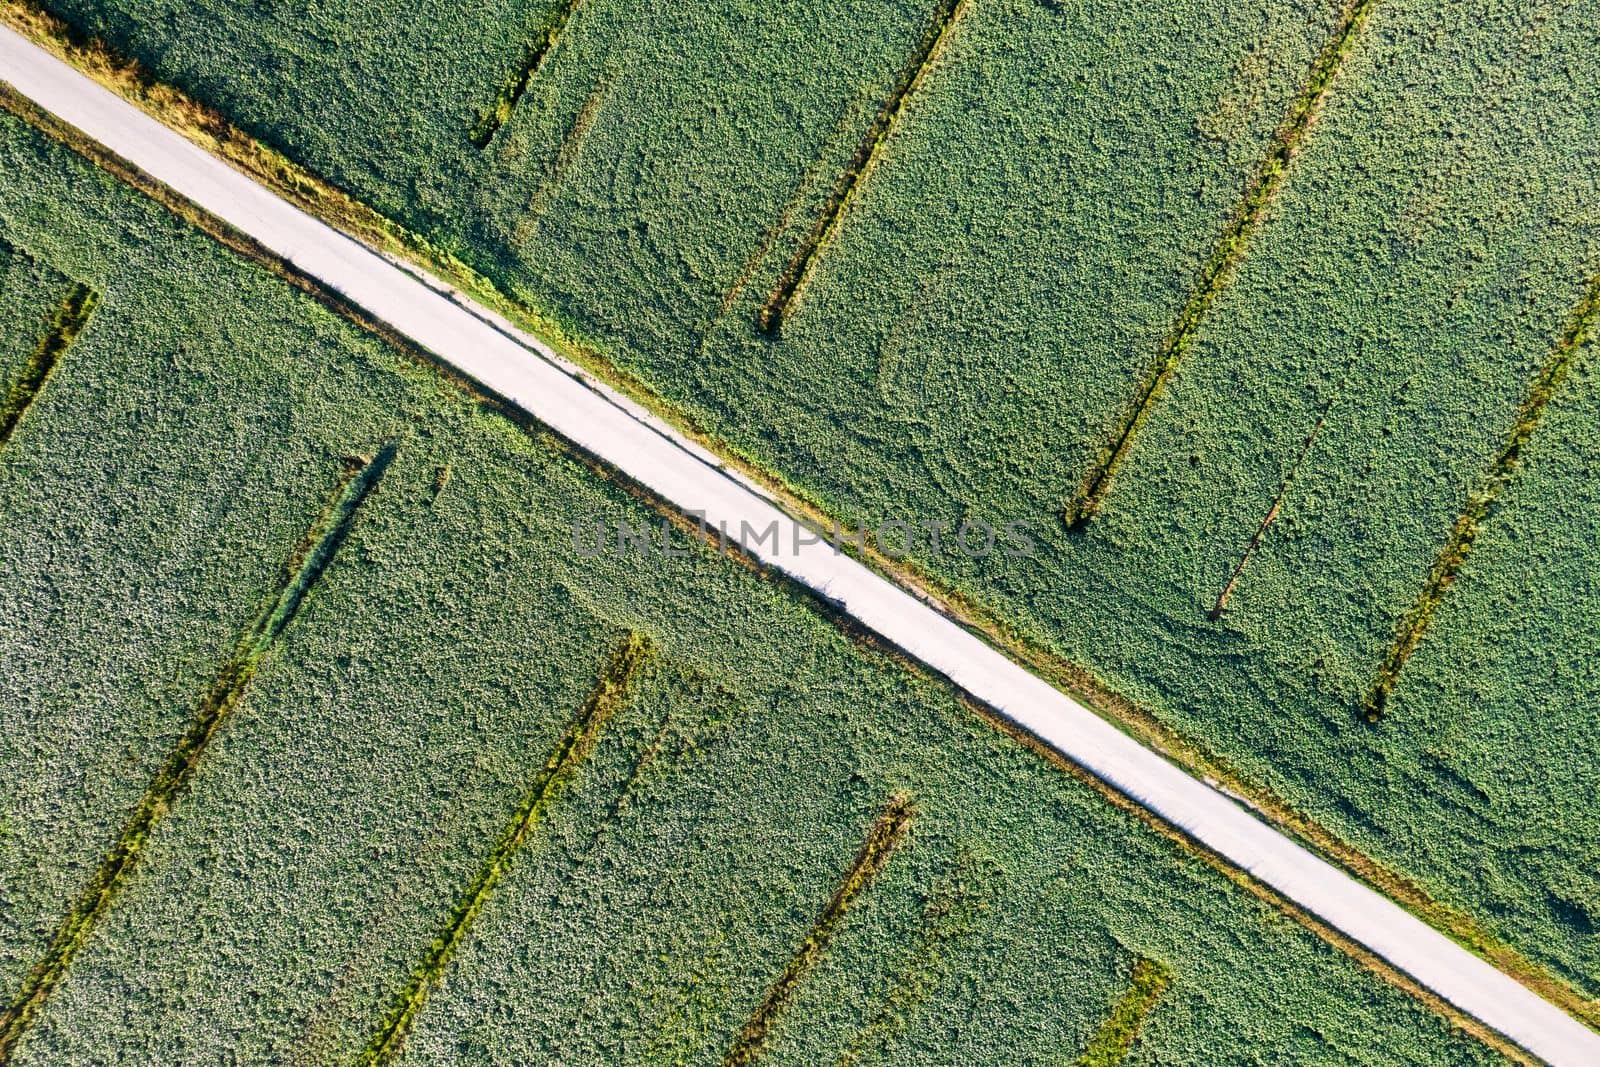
2, 2, 1594, 1042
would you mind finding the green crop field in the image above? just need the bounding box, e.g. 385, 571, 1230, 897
22, 0, 1600, 1004
22, 0, 1600, 1006
0, 110, 1513, 1064
1385, 336, 1600, 985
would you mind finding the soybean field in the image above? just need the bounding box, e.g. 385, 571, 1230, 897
0, 111, 1513, 1065
9, 0, 1600, 1021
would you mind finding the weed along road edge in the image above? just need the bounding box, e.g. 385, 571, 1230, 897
1, 24, 1594, 1066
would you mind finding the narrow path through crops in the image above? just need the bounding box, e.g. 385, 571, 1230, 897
1, 25, 1596, 1066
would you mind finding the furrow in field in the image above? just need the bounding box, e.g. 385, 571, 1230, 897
0, 281, 96, 449
1074, 958, 1172, 1067
714, 102, 866, 323
833, 855, 990, 1067
470, 0, 588, 149
1364, 275, 1600, 721
756, 0, 970, 334
1065, 0, 1379, 526
513, 64, 621, 238
721, 796, 915, 1067
0, 444, 393, 1062
355, 631, 653, 1066
1210, 396, 1335, 620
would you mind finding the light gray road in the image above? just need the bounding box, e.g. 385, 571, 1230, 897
2, 23, 1595, 1065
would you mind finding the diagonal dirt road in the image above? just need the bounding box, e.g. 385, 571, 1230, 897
2, 23, 1596, 1065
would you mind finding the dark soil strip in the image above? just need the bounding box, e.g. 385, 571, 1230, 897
1065, 0, 1379, 527
1365, 278, 1600, 721
717, 104, 864, 322
355, 631, 654, 1066
1210, 397, 1335, 619
1075, 958, 1172, 1067
721, 796, 915, 1067
757, 0, 971, 333
0, 282, 97, 448
0, 445, 394, 1063
470, 0, 587, 149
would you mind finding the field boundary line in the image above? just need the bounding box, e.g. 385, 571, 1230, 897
4, 22, 1599, 1060
355, 632, 653, 1066
722, 796, 914, 1067
0, 280, 96, 448
536, 667, 746, 1063
469, 0, 587, 149
1365, 275, 1600, 720
0, 445, 393, 1061
1074, 958, 1171, 1067
756, 0, 971, 333
1210, 396, 1335, 619
1065, 0, 1379, 526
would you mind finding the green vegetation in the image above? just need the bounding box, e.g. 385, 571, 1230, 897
0, 156, 416, 1014
358, 632, 653, 1065
1094, 0, 1600, 992
0, 239, 65, 397
1366, 276, 1600, 719
0, 445, 391, 1058
1380, 335, 1600, 1005
0, 112, 1511, 1064
1065, 0, 1379, 526
0, 243, 88, 448
721, 796, 914, 1067
1075, 958, 1173, 1067
0, 281, 96, 449
757, 0, 971, 333
830, 856, 992, 1067
469, 0, 587, 149
1210, 395, 1335, 619
14, 0, 1600, 1014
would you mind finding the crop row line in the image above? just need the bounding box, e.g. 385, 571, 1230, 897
535, 669, 749, 1064
516, 64, 620, 236
1065, 0, 1380, 527
756, 0, 971, 334
721, 795, 915, 1067
834, 854, 990, 1067
714, 105, 864, 324
355, 631, 654, 1066
0, 444, 394, 1063
1210, 396, 1336, 619
1365, 274, 1600, 720
1075, 957, 1172, 1067
0, 281, 97, 449
470, 0, 588, 149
